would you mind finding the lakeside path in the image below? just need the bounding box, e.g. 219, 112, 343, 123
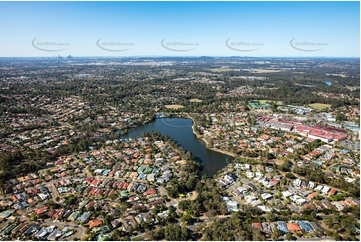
182, 112, 237, 158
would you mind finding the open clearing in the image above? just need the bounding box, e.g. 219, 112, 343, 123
189, 99, 203, 103
165, 104, 185, 109
251, 69, 281, 73
308, 103, 332, 111
257, 99, 283, 105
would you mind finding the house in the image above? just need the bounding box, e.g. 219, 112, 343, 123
257, 205, 272, 212
0, 209, 15, 219
321, 200, 335, 209
296, 221, 313, 233
331, 201, 344, 211
47, 229, 62, 240
314, 185, 323, 191
307, 193, 318, 200
282, 191, 293, 198
89, 219, 103, 229
224, 173, 237, 184
328, 188, 337, 196
261, 222, 272, 234
277, 221, 289, 234
77, 212, 91, 223
147, 173, 156, 182
309, 222, 323, 232
286, 222, 301, 232
293, 178, 302, 187
321, 186, 331, 194
223, 197, 238, 212
23, 224, 40, 236
261, 193, 273, 200
144, 189, 157, 196
252, 223, 263, 231
231, 188, 241, 197
68, 211, 80, 221
296, 198, 307, 205
111, 219, 121, 228
35, 206, 48, 215
35, 227, 51, 239
269, 178, 280, 186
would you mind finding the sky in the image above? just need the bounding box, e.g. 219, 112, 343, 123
0, 1, 359, 57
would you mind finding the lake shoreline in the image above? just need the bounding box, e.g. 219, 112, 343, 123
183, 113, 237, 158
121, 115, 234, 176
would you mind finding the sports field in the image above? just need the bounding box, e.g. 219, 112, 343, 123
165, 104, 185, 109
308, 103, 332, 111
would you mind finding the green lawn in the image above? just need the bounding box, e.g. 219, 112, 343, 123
308, 103, 332, 111
257, 100, 283, 105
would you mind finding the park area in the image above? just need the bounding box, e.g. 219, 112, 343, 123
308, 103, 332, 111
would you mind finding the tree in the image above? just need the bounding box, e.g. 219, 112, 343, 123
180, 212, 193, 223
178, 200, 191, 211
324, 216, 334, 228
272, 227, 282, 240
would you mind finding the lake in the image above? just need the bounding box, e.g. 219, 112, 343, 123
119, 118, 231, 177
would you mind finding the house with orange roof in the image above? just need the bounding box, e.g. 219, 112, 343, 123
307, 192, 318, 200
259, 134, 270, 141
286, 222, 301, 232
35, 206, 48, 215
133, 152, 140, 158
89, 219, 103, 229
171, 156, 180, 161
269, 178, 280, 186
328, 188, 337, 196
11, 195, 18, 202
130, 172, 138, 179
127, 183, 134, 191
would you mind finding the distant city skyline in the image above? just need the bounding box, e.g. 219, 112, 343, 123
0, 1, 359, 57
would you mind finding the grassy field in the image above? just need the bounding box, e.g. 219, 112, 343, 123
189, 99, 203, 103
308, 103, 332, 111
165, 104, 185, 109
257, 99, 283, 105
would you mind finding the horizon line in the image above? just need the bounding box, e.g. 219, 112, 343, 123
0, 56, 359, 59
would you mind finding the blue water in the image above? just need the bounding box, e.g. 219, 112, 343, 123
120, 118, 231, 177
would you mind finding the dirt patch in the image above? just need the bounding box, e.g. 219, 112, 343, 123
165, 104, 185, 109
189, 99, 203, 103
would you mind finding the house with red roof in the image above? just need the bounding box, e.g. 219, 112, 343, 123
35, 206, 48, 215
144, 189, 156, 196
91, 179, 102, 187
328, 188, 337, 196
252, 223, 263, 231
